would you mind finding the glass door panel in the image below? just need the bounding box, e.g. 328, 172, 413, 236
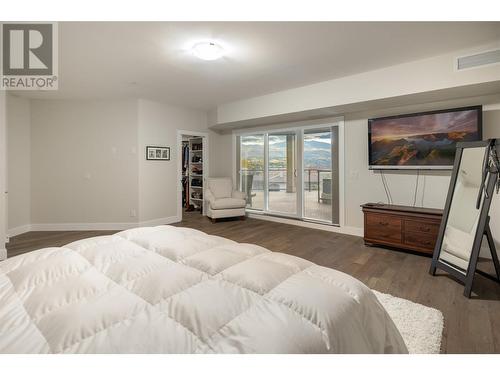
267, 132, 298, 215
303, 127, 339, 223
239, 135, 265, 210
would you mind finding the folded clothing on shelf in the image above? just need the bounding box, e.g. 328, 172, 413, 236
191, 191, 203, 199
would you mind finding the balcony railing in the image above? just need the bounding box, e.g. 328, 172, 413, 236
240, 168, 331, 192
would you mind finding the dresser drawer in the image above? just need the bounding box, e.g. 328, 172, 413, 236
405, 219, 440, 235
365, 213, 402, 243
362, 203, 443, 256
403, 232, 436, 253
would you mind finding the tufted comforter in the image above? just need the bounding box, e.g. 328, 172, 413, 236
0, 226, 407, 354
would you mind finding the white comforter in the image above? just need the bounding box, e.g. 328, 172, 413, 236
0, 226, 407, 354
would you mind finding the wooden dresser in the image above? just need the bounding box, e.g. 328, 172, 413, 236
361, 203, 443, 255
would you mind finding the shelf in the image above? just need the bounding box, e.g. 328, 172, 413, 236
187, 141, 203, 204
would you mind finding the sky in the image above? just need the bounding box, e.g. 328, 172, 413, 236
370, 109, 479, 142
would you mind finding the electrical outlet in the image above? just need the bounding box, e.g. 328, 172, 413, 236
130, 209, 137, 218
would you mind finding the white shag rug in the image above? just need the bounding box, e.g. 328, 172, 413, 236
373, 290, 444, 354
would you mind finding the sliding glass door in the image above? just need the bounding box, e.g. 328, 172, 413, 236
303, 127, 339, 223
267, 132, 298, 216
239, 134, 265, 210
238, 122, 341, 225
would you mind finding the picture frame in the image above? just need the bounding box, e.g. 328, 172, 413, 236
146, 146, 170, 161
368, 105, 482, 170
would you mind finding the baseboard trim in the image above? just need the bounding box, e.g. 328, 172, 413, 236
7, 216, 181, 237
138, 216, 181, 227
337, 225, 364, 237
30, 222, 139, 231
247, 213, 364, 237
7, 224, 32, 238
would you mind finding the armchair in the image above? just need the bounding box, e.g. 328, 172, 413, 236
205, 177, 247, 222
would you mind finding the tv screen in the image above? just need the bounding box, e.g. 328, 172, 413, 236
368, 106, 482, 169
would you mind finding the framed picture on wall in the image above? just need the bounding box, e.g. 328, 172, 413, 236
146, 146, 170, 161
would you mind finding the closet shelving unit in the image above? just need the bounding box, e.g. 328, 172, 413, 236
188, 137, 204, 213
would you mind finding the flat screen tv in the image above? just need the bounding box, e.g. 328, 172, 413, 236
368, 105, 482, 169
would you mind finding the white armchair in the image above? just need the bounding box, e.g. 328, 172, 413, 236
205, 177, 247, 222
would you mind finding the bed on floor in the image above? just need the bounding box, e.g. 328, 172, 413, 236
0, 226, 407, 354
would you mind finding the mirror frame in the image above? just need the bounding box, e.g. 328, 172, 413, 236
429, 140, 499, 298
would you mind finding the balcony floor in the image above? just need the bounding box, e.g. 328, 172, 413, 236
248, 190, 333, 222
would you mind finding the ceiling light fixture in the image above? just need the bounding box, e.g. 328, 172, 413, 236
192, 41, 225, 61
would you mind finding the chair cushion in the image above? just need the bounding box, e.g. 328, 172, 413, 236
208, 178, 233, 199
210, 198, 246, 210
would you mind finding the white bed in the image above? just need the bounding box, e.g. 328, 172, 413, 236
0, 226, 407, 354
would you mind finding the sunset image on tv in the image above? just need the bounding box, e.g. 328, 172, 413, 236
369, 108, 481, 168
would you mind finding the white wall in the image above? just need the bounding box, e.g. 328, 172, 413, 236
208, 131, 233, 178
207, 109, 235, 179
4, 97, 229, 235
137, 99, 207, 222
30, 99, 140, 226
6, 95, 31, 235
0, 91, 7, 260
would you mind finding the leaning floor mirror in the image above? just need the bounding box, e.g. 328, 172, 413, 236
430, 139, 500, 298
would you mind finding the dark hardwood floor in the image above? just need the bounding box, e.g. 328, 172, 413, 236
5, 212, 500, 353
6, 230, 118, 258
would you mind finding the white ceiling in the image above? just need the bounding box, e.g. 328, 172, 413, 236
18, 22, 500, 110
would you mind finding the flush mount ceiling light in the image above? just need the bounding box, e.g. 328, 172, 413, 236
192, 41, 225, 61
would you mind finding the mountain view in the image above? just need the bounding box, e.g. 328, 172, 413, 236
240, 137, 332, 171
371, 132, 478, 166
302, 140, 332, 169
370, 109, 480, 167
